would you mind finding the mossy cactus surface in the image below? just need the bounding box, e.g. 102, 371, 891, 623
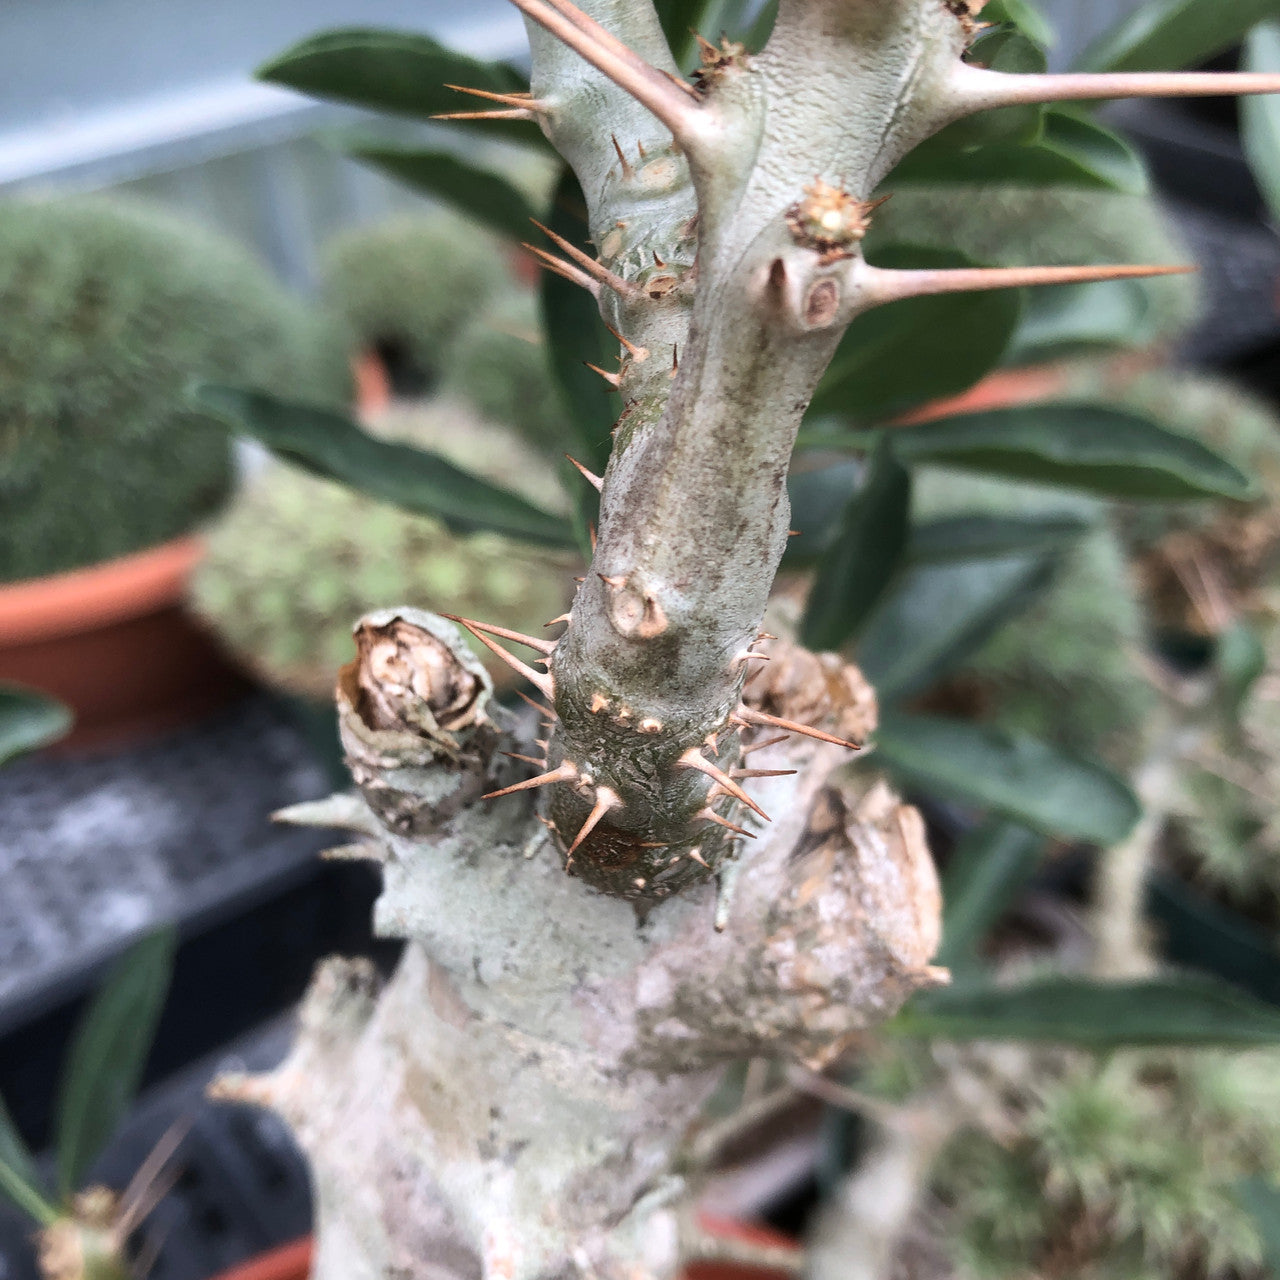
0, 196, 349, 583
192, 401, 573, 699
932, 1048, 1280, 1280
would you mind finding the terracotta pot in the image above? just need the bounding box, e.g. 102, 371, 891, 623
208, 1220, 799, 1280
0, 536, 248, 751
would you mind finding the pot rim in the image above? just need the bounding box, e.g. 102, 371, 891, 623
0, 534, 204, 646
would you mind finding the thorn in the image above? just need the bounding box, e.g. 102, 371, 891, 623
670, 344, 679, 378
636, 139, 647, 158
585, 360, 622, 388
503, 750, 549, 767
678, 748, 770, 820
788, 529, 800, 537
444, 615, 555, 698
590, 692, 610, 713
562, 456, 604, 492
483, 762, 577, 801
859, 260, 1194, 307
704, 730, 720, 753
733, 650, 770, 665
694, 32, 719, 59
741, 733, 789, 757
522, 243, 601, 297
320, 842, 387, 863
653, 249, 666, 267
687, 845, 710, 867
731, 768, 798, 779
696, 807, 756, 839
536, 738, 551, 750
529, 218, 638, 298
757, 632, 777, 641
589, 522, 598, 552
514, 688, 556, 717
565, 785, 622, 861
736, 706, 862, 751
431, 108, 536, 121
543, 613, 572, 628
598, 573, 628, 589
443, 83, 544, 111
611, 133, 635, 179
441, 615, 555, 656
604, 320, 647, 360
955, 63, 1280, 112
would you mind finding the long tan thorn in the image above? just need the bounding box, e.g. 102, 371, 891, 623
585, 361, 621, 389
506, 0, 701, 138
696, 807, 756, 839
565, 785, 622, 860
530, 218, 638, 298
115, 1117, 192, 1240
678, 748, 770, 820
604, 320, 647, 360
565, 455, 605, 492
741, 733, 789, 757
443, 83, 543, 110
954, 62, 1280, 112
441, 614, 555, 656
859, 260, 1193, 307
432, 108, 537, 121
503, 751, 549, 767
522, 243, 600, 296
543, 613, 572, 628
445, 615, 555, 698
484, 762, 578, 801
736, 706, 862, 751
731, 768, 798, 779
514, 688, 556, 720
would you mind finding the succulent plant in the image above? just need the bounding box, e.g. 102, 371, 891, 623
0, 195, 349, 583
934, 1047, 1280, 1280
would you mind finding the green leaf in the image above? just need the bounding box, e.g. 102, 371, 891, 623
539, 167, 618, 477
194, 386, 576, 550
783, 459, 862, 567
1238, 1177, 1280, 1269
56, 929, 176, 1196
801, 440, 911, 651
938, 819, 1047, 968
0, 685, 71, 765
343, 147, 540, 241
909, 513, 1093, 562
895, 972, 1280, 1047
1244, 24, 1280, 228
891, 111, 1147, 194
0, 1091, 51, 1227
1217, 622, 1267, 723
1010, 278, 1158, 361
833, 404, 1255, 501
874, 712, 1141, 844
257, 28, 541, 147
982, 0, 1055, 48
1077, 0, 1280, 73
810, 246, 1021, 423
857, 552, 1058, 702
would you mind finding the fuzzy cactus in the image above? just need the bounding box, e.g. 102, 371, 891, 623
0, 196, 349, 583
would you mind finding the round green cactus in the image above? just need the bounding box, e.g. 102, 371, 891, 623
191, 403, 573, 700
320, 213, 509, 398
0, 195, 349, 584
933, 1048, 1280, 1280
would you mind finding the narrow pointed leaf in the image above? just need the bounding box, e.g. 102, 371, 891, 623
0, 686, 71, 765
801, 439, 911, 650
891, 111, 1147, 194
810, 246, 1021, 423
874, 712, 1141, 844
343, 147, 540, 242
194, 386, 576, 549
56, 929, 176, 1196
539, 167, 617, 476
1244, 24, 1280, 227
909, 513, 1093, 562
0, 1150, 56, 1228
0, 1094, 39, 1202
858, 552, 1058, 702
257, 28, 543, 148
895, 972, 1280, 1047
1077, 0, 1280, 74
824, 405, 1254, 501
938, 819, 1047, 968
1238, 1178, 1280, 1268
